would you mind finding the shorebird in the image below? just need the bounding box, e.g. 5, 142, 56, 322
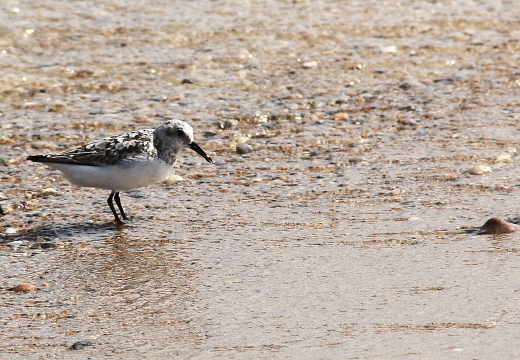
27, 120, 213, 224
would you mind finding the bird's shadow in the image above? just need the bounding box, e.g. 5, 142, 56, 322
1, 220, 124, 244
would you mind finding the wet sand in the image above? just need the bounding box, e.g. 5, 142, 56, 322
1, 0, 520, 358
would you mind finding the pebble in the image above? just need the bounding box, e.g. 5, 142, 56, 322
495, 153, 511, 163
478, 217, 520, 235
332, 112, 350, 121
48, 101, 67, 112
236, 143, 253, 154
204, 131, 217, 138
71, 340, 94, 350
398, 118, 418, 126
11, 283, 37, 292
35, 187, 60, 198
41, 242, 57, 249
30, 242, 56, 249
468, 164, 492, 175
163, 174, 184, 184
302, 61, 318, 68
381, 45, 397, 53
495, 185, 516, 192
8, 240, 25, 247
223, 119, 239, 129
71, 69, 94, 78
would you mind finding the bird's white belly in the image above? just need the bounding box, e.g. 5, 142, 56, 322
47, 160, 173, 191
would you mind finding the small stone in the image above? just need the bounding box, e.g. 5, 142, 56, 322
381, 45, 397, 53
478, 217, 520, 235
332, 112, 350, 121
71, 340, 94, 350
48, 101, 67, 112
35, 187, 60, 198
72, 69, 94, 78
203, 131, 217, 137
236, 143, 253, 154
41, 242, 56, 249
11, 283, 37, 292
468, 164, 491, 175
223, 119, 239, 129
495, 152, 512, 163
390, 188, 403, 195
302, 61, 318, 68
397, 105, 417, 111
495, 185, 516, 192
8, 240, 24, 247
398, 118, 418, 126
163, 174, 184, 184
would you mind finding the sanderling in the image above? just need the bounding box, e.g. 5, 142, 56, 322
27, 120, 213, 225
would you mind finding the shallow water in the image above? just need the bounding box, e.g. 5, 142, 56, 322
2, 0, 520, 358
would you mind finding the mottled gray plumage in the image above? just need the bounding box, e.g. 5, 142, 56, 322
29, 129, 157, 166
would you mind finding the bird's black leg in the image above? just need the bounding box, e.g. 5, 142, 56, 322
107, 191, 123, 225
114, 192, 128, 220
0, 205, 4, 216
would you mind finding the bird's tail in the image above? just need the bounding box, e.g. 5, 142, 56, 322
27, 155, 51, 163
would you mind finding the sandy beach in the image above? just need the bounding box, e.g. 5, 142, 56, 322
1, 0, 520, 358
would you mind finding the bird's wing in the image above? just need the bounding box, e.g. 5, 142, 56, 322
28, 129, 156, 166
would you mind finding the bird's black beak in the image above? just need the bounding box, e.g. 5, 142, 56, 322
189, 142, 213, 163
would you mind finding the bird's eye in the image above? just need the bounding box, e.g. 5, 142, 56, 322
176, 129, 184, 137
